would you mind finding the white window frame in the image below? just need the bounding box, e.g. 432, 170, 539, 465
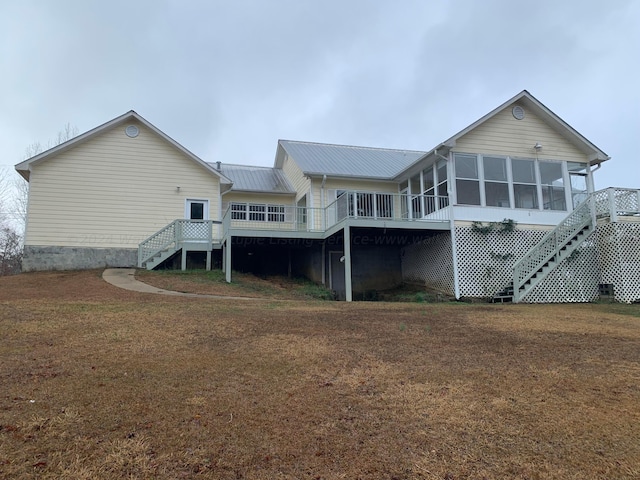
185, 199, 209, 220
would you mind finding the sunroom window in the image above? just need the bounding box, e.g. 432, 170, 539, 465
483, 156, 510, 208
454, 154, 480, 205
540, 161, 566, 210
423, 166, 436, 213
436, 160, 449, 208
512, 159, 539, 209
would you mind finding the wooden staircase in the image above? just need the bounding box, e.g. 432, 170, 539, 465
494, 197, 596, 303
138, 220, 221, 270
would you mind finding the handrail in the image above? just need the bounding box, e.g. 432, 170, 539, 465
138, 220, 221, 267
513, 196, 594, 302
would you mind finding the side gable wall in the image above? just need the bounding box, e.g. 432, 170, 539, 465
281, 153, 311, 203
453, 105, 589, 162
25, 120, 221, 250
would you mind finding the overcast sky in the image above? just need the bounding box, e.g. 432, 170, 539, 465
1, 0, 639, 194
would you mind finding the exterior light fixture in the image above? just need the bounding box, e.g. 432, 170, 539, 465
534, 143, 542, 151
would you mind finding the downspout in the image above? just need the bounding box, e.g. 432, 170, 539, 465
588, 162, 601, 193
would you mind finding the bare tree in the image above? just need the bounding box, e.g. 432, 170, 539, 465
0, 226, 22, 275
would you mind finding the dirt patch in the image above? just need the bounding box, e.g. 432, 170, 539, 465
1, 270, 640, 479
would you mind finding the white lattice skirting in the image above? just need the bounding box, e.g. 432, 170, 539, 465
401, 224, 640, 303
597, 222, 640, 304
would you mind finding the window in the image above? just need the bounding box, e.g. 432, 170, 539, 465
231, 203, 247, 220
422, 167, 436, 213
231, 203, 287, 222
483, 156, 510, 207
410, 174, 423, 217
249, 204, 266, 221
540, 161, 566, 210
436, 159, 449, 208
268, 205, 285, 222
454, 153, 480, 205
512, 159, 538, 209
297, 195, 307, 226
568, 162, 588, 208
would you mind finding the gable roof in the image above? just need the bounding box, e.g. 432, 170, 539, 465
14, 110, 233, 185
444, 90, 608, 163
276, 140, 427, 180
216, 163, 295, 194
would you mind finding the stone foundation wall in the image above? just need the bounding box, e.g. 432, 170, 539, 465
22, 246, 138, 272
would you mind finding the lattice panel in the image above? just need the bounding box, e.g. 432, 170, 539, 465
401, 232, 455, 295
521, 235, 600, 303
597, 222, 640, 303
454, 227, 547, 298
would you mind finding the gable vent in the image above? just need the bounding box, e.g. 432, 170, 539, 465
512, 105, 525, 120
125, 125, 139, 138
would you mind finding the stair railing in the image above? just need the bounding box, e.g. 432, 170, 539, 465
138, 220, 179, 267
513, 195, 594, 302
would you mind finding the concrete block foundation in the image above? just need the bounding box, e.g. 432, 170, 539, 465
22, 245, 138, 272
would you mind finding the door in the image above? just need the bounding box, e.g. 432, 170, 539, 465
184, 199, 210, 242
329, 251, 345, 300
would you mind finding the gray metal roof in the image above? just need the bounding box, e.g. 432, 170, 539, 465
214, 163, 295, 193
279, 140, 427, 179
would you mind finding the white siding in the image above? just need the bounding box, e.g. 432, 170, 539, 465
282, 154, 311, 202
25, 120, 221, 248
454, 106, 590, 162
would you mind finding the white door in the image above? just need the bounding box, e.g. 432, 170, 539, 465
184, 199, 210, 242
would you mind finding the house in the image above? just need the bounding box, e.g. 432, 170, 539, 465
15, 91, 640, 303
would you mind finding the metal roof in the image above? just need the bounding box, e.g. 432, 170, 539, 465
279, 140, 427, 179
215, 163, 295, 193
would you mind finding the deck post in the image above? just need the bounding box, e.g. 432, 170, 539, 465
206, 250, 211, 271
344, 225, 353, 302
225, 238, 232, 283
181, 247, 187, 271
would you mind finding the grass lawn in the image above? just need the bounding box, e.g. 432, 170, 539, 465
1, 269, 639, 479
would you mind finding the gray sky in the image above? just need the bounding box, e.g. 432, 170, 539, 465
1, 0, 639, 192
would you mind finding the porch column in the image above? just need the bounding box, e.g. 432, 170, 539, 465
225, 238, 232, 283
206, 250, 212, 271
344, 225, 353, 302
321, 241, 326, 285
181, 248, 187, 271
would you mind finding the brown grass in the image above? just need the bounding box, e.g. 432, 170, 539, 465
1, 270, 639, 479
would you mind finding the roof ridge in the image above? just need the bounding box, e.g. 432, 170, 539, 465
279, 139, 427, 154
213, 162, 281, 170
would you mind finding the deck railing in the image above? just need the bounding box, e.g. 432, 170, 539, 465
593, 187, 640, 220
324, 192, 450, 229
221, 193, 451, 235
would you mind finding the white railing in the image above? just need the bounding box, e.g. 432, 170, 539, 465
222, 204, 326, 233
593, 187, 640, 221
138, 220, 222, 266
222, 193, 451, 234
513, 197, 594, 302
324, 192, 450, 229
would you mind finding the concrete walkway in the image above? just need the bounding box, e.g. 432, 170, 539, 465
102, 268, 259, 300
